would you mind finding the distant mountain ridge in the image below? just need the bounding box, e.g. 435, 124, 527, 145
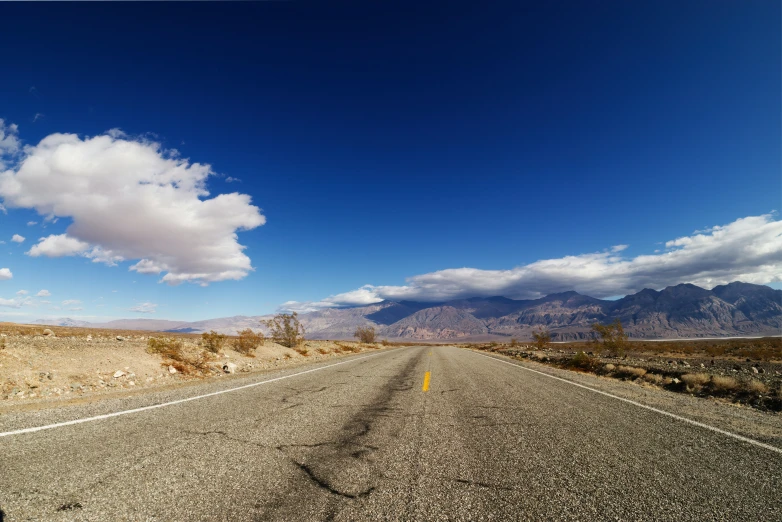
34, 282, 781, 340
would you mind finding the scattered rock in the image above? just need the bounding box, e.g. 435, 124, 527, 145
113, 370, 126, 378
116, 336, 125, 341
222, 362, 238, 374
672, 378, 681, 384
752, 367, 759, 374
168, 365, 178, 374
42, 329, 55, 337
86, 335, 92, 342
700, 363, 706, 368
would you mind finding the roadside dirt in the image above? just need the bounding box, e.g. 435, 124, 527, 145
0, 324, 380, 408
468, 339, 782, 412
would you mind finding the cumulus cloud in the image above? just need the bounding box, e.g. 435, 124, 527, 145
129, 302, 157, 314
0, 122, 265, 285
61, 299, 81, 305
0, 268, 12, 280
11, 234, 24, 243
0, 120, 21, 169
35, 289, 51, 297
0, 296, 33, 308
16, 289, 28, 296
281, 214, 782, 312
27, 221, 37, 226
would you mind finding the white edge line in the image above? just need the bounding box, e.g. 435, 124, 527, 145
471, 350, 782, 456
0, 351, 386, 438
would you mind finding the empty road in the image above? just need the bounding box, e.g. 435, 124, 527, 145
1, 346, 780, 521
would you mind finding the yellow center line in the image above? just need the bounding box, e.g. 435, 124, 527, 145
422, 371, 431, 392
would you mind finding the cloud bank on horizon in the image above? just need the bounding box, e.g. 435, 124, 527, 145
0, 120, 265, 286
281, 213, 782, 312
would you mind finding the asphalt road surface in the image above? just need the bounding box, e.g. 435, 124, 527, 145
1, 346, 781, 521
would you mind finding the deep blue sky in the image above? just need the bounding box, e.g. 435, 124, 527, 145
0, 1, 779, 321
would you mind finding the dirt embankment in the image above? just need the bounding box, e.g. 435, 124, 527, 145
0, 324, 381, 405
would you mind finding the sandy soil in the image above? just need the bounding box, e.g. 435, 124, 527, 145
0, 325, 380, 406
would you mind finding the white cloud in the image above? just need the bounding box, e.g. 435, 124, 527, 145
27, 221, 37, 226
61, 299, 81, 305
27, 234, 89, 257
0, 120, 21, 169
225, 177, 241, 183
0, 123, 265, 285
35, 289, 51, 297
32, 113, 44, 123
281, 214, 782, 312
40, 300, 50, 304
0, 268, 11, 280
16, 289, 28, 296
611, 244, 628, 252
0, 296, 33, 308
11, 234, 24, 243
69, 307, 83, 311
129, 302, 157, 314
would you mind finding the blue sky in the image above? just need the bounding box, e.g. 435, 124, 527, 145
0, 1, 780, 322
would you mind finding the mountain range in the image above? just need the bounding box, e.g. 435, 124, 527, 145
34, 282, 781, 341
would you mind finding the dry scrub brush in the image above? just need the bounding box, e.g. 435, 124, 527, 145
147, 337, 215, 375
262, 313, 305, 350
354, 326, 376, 343
233, 328, 263, 356
201, 330, 227, 353
681, 373, 711, 388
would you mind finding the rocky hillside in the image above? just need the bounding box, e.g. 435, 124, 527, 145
36, 282, 781, 340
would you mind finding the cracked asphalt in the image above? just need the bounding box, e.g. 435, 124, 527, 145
1, 346, 781, 521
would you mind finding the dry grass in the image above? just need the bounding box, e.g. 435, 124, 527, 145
746, 379, 769, 395
615, 365, 647, 379
681, 373, 711, 388
711, 375, 739, 392
643, 373, 664, 385
335, 342, 361, 353
316, 347, 330, 355
564, 352, 601, 372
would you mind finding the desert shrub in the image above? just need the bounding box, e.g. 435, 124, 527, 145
681, 373, 710, 388
262, 312, 305, 349
746, 379, 769, 395
615, 365, 647, 379
591, 319, 629, 356
643, 373, 664, 385
233, 328, 263, 356
381, 339, 390, 346
335, 342, 360, 353
566, 351, 600, 372
510, 337, 519, 348
603, 363, 616, 372
147, 337, 184, 359
148, 337, 214, 375
532, 329, 551, 350
202, 330, 226, 353
316, 347, 329, 355
711, 375, 739, 392
354, 326, 376, 343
